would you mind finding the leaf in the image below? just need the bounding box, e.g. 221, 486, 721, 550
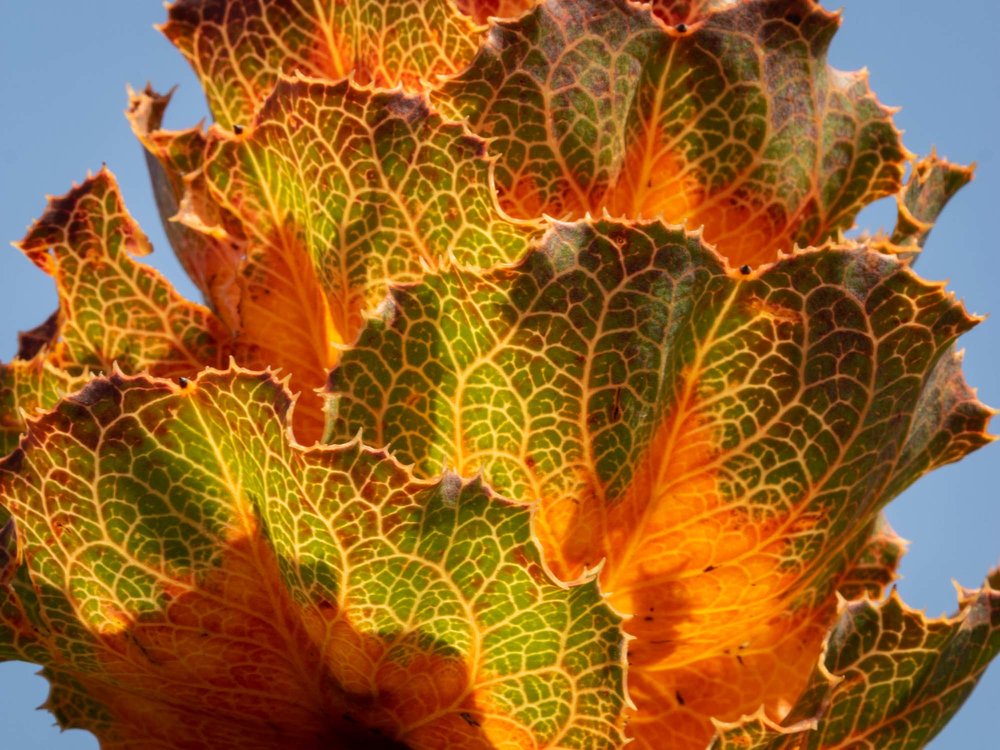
14, 169, 228, 378
835, 516, 905, 602
0, 368, 627, 749
879, 346, 996, 494
161, 0, 486, 128
2, 314, 88, 457
188, 75, 539, 443
646, 0, 742, 26
126, 85, 243, 331
15, 311, 59, 360
437, 0, 908, 266
0, 170, 230, 465
628, 513, 909, 750
454, 0, 537, 24
435, 0, 657, 220
710, 573, 1000, 749
0, 358, 88, 457
871, 152, 975, 263
327, 218, 992, 747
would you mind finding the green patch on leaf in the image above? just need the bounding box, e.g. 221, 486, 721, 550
0, 368, 626, 749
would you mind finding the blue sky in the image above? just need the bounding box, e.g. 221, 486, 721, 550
0, 2, 997, 747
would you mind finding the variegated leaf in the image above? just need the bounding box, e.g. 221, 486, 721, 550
0, 358, 88, 457
126, 85, 243, 331
871, 153, 975, 263
185, 76, 539, 442
0, 368, 627, 749
437, 0, 908, 267
711, 572, 1000, 749
327, 218, 992, 747
161, 0, 487, 128
14, 169, 228, 378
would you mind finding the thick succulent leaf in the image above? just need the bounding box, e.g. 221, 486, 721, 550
710, 573, 1000, 749
0, 368, 626, 749
161, 0, 486, 128
126, 85, 242, 330
189, 76, 539, 443
327, 218, 991, 747
872, 153, 974, 263
437, 0, 907, 266
14, 169, 228, 377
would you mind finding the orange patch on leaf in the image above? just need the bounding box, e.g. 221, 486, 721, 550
605, 133, 800, 267
602, 397, 807, 667
691, 196, 806, 269
605, 137, 703, 228
454, 0, 537, 24
499, 170, 553, 223
232, 223, 342, 444
625, 610, 830, 749
81, 533, 362, 747
61, 521, 489, 750
534, 386, 835, 749
305, 24, 353, 84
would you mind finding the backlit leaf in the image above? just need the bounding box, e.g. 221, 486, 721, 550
161, 0, 486, 128
871, 153, 975, 263
710, 572, 1000, 749
327, 218, 991, 747
188, 75, 539, 442
14, 169, 228, 378
14, 311, 59, 360
0, 368, 627, 749
1, 1, 992, 745
126, 85, 243, 331
0, 358, 87, 457
437, 0, 908, 266
0, 170, 231, 466
2, 314, 84, 457
835, 516, 905, 602
646, 0, 742, 26
454, 0, 537, 24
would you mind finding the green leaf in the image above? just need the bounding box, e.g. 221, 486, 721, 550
161, 0, 486, 128
0, 169, 229, 457
872, 153, 975, 263
14, 169, 227, 378
184, 76, 540, 442
1, 313, 84, 457
327, 217, 991, 746
710, 573, 1000, 749
0, 368, 626, 748
0, 358, 88, 457
437, 0, 908, 266
200, 76, 539, 342
835, 516, 906, 602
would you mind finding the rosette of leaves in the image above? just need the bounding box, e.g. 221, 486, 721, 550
0, 1, 996, 748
